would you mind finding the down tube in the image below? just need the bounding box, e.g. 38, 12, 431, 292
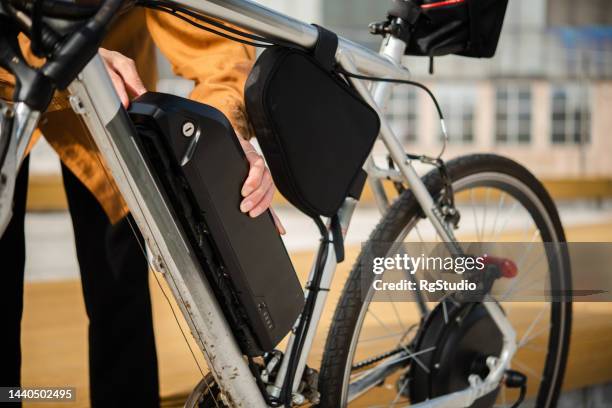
67, 55, 267, 408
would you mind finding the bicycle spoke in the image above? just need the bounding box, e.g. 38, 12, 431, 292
368, 309, 397, 337
414, 222, 426, 245
400, 344, 431, 373
481, 187, 490, 241
348, 347, 435, 403
518, 304, 549, 348
522, 342, 547, 352
500, 273, 546, 302
500, 254, 546, 301
490, 191, 506, 240
492, 200, 519, 241
512, 357, 544, 382
396, 324, 419, 346
521, 217, 533, 241
442, 299, 449, 324
388, 292, 407, 332
514, 230, 541, 270
391, 378, 410, 406
471, 188, 481, 241
445, 294, 461, 308
359, 332, 406, 344
518, 323, 552, 348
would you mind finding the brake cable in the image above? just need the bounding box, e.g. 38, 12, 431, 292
335, 67, 459, 227
505, 369, 527, 408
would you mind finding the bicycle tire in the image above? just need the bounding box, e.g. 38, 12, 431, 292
318, 153, 572, 407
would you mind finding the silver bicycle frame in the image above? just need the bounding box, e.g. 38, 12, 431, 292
4, 0, 518, 406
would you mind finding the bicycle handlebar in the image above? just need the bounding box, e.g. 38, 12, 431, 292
0, 0, 129, 108
41, 0, 129, 88
0, 0, 129, 176
8, 0, 99, 20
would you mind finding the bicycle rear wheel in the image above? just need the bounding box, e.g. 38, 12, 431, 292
319, 154, 572, 407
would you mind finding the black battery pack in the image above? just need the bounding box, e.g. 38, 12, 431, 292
128, 92, 304, 355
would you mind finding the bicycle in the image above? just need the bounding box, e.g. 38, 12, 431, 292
0, 0, 572, 407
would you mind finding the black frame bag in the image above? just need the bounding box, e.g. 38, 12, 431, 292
389, 0, 508, 58
244, 26, 380, 249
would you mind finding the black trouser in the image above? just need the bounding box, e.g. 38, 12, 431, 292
0, 157, 160, 407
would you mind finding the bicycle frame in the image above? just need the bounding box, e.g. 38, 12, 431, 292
4, 0, 518, 406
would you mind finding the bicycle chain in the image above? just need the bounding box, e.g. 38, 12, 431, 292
351, 346, 406, 371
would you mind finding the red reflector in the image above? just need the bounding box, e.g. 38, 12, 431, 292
482, 255, 518, 279
421, 0, 466, 10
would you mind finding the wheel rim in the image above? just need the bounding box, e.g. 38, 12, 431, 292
340, 171, 570, 408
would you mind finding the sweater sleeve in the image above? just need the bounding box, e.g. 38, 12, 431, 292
145, 10, 256, 139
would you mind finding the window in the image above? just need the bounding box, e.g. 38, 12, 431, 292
551, 84, 590, 144
436, 85, 476, 144
387, 87, 418, 143
321, 0, 389, 47
495, 84, 532, 144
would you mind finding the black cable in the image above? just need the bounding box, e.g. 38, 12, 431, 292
9, 0, 99, 19
140, 1, 303, 50
505, 369, 527, 408
144, 4, 273, 48
280, 222, 330, 406
510, 384, 526, 408
141, 0, 266, 41
29, 0, 44, 57
335, 67, 445, 121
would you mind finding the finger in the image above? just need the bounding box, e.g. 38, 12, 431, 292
240, 171, 272, 213
270, 209, 286, 235
241, 154, 265, 197
100, 52, 129, 108
112, 56, 147, 97
244, 149, 260, 164
108, 69, 129, 108
249, 186, 275, 218
99, 47, 111, 60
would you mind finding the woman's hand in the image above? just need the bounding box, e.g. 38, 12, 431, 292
99, 48, 147, 107
238, 138, 286, 235
99, 48, 284, 234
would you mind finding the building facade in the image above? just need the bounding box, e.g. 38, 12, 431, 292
259, 0, 612, 179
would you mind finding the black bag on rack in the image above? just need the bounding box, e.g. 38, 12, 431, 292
388, 0, 508, 58
244, 27, 380, 222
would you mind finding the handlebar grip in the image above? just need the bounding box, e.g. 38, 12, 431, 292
41, 0, 127, 89
9, 0, 99, 20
